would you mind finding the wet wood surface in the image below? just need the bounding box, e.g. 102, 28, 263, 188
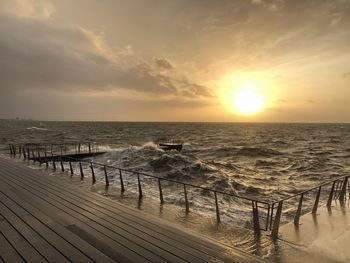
0, 157, 264, 263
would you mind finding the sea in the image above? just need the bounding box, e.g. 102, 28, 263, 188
1, 120, 350, 227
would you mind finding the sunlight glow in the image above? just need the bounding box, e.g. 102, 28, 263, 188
233, 83, 264, 114
218, 72, 278, 117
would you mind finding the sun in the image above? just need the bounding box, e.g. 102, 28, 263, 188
218, 73, 275, 116
232, 81, 265, 115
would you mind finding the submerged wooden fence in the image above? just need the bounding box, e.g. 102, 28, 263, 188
6, 143, 350, 239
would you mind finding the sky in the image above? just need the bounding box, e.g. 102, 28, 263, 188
0, 0, 350, 122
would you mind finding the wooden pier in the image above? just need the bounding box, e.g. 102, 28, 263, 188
30, 151, 107, 162
0, 157, 265, 263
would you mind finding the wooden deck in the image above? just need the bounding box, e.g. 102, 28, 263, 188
0, 157, 264, 263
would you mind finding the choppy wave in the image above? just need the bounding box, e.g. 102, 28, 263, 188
255, 159, 280, 168
2, 121, 350, 223
236, 147, 283, 157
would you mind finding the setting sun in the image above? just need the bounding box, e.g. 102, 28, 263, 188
218, 74, 272, 117
233, 84, 264, 114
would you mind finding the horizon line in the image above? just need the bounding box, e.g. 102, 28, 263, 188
1, 118, 350, 125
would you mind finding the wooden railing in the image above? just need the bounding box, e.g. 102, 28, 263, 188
268, 174, 349, 239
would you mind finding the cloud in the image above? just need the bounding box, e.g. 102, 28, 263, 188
153, 57, 174, 70
178, 80, 214, 98
330, 12, 343, 26
131, 97, 215, 109
0, 0, 54, 19
250, 0, 282, 12
0, 14, 212, 99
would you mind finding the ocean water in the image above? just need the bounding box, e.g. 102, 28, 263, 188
1, 120, 350, 225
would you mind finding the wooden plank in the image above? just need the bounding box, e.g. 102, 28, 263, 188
0, 158, 265, 263
0, 201, 69, 262
0, 227, 25, 262
0, 159, 221, 252
12, 168, 215, 261
0, 217, 45, 262
0, 175, 160, 262
0, 174, 177, 263
0, 168, 207, 263
0, 158, 255, 263
0, 176, 154, 263
1, 170, 206, 263
1, 159, 217, 250
0, 189, 124, 263
1, 190, 106, 263
1, 160, 227, 257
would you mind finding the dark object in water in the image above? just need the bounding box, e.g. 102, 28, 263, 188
159, 143, 183, 151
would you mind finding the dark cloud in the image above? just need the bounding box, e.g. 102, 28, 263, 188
179, 81, 214, 98
0, 14, 211, 99
153, 57, 174, 70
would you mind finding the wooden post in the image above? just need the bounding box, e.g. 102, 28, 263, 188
271, 201, 283, 240
60, 157, 64, 172
78, 143, 81, 154
137, 173, 143, 198
252, 201, 260, 237
104, 166, 109, 187
38, 151, 42, 166
79, 162, 84, 180
31, 149, 35, 162
334, 181, 341, 199
184, 184, 189, 213
9, 144, 13, 155
69, 160, 73, 175
294, 193, 304, 225
88, 143, 91, 154
90, 162, 96, 184
339, 177, 348, 201
266, 204, 271, 231
12, 145, 16, 156
119, 169, 125, 192
269, 203, 275, 230
23, 146, 27, 159
44, 147, 48, 167
327, 181, 336, 207
27, 148, 30, 160
158, 178, 164, 204
51, 153, 56, 171
312, 186, 322, 214
214, 192, 220, 224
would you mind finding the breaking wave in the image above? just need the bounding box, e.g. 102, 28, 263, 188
2, 121, 350, 224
